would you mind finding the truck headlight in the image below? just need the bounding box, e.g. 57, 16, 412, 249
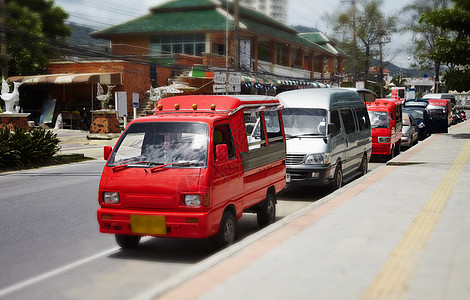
184, 195, 201, 206
305, 153, 330, 165
378, 137, 390, 143
103, 192, 120, 204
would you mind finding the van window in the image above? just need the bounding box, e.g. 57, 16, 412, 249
368, 111, 389, 128
330, 110, 341, 136
214, 124, 236, 161
264, 110, 283, 143
246, 110, 266, 149
355, 107, 371, 130
340, 109, 357, 134
109, 122, 208, 167
282, 108, 327, 136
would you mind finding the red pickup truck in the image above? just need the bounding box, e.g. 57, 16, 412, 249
367, 98, 403, 159
97, 95, 286, 249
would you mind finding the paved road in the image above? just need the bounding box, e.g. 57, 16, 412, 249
0, 129, 385, 299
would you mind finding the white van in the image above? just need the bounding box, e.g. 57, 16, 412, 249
276, 88, 372, 189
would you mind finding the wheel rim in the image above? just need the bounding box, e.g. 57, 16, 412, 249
224, 218, 235, 244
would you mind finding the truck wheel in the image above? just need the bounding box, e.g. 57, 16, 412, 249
257, 193, 276, 227
358, 154, 368, 176
212, 211, 237, 248
115, 234, 141, 249
330, 164, 343, 190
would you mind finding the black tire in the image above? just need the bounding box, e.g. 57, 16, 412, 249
388, 146, 395, 160
358, 154, 368, 176
395, 144, 401, 156
115, 234, 141, 249
212, 211, 237, 248
330, 164, 343, 190
257, 193, 276, 227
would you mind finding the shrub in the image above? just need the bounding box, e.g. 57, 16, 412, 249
0, 127, 61, 169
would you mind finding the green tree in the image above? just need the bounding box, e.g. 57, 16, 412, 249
401, 0, 450, 92
330, 0, 396, 87
420, 0, 470, 91
390, 73, 408, 87
5, 0, 71, 76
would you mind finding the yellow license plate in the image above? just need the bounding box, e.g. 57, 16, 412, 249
130, 215, 167, 235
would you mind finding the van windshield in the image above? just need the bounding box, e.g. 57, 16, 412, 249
368, 111, 389, 128
108, 122, 208, 168
282, 108, 327, 137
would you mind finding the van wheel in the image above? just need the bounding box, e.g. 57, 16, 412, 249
257, 193, 276, 227
330, 164, 343, 190
115, 234, 141, 249
358, 154, 368, 176
212, 211, 237, 248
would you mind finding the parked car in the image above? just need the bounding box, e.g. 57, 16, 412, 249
276, 88, 372, 190
422, 93, 456, 106
97, 95, 286, 249
401, 113, 419, 149
403, 99, 431, 140
426, 99, 452, 133
366, 98, 403, 159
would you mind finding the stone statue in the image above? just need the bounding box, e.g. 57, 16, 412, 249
96, 83, 115, 110
1, 79, 23, 114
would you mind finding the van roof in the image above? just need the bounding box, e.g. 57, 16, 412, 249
422, 93, 455, 99
277, 88, 363, 109
156, 94, 280, 112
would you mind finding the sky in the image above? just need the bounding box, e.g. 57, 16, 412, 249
53, 0, 415, 67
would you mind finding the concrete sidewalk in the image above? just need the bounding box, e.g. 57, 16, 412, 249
146, 121, 470, 300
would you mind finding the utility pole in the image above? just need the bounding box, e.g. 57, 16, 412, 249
0, 0, 10, 78
351, 0, 357, 86
233, 0, 240, 71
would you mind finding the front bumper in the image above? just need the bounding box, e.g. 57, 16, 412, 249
286, 164, 332, 186
97, 208, 218, 239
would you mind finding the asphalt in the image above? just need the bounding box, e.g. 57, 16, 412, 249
52, 120, 470, 300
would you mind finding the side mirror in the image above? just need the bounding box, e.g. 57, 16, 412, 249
327, 123, 337, 135
215, 144, 229, 164
104, 146, 112, 161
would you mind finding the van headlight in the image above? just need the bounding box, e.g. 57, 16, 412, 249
103, 192, 120, 204
184, 194, 201, 206
305, 153, 330, 165
378, 137, 390, 143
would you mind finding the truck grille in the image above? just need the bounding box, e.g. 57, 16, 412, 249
286, 154, 305, 165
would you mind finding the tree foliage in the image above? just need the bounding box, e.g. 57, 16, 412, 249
5, 0, 71, 76
420, 0, 470, 91
330, 0, 396, 85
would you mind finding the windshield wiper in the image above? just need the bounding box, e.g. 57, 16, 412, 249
150, 160, 202, 172
111, 160, 150, 171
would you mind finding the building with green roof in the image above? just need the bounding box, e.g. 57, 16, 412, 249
91, 0, 347, 85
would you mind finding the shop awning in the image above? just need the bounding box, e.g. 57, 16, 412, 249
8, 72, 122, 85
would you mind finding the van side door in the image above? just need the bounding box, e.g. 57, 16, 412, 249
340, 108, 361, 172
212, 123, 243, 210
329, 110, 346, 174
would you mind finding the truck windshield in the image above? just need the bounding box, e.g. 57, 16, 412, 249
427, 105, 447, 119
107, 122, 208, 168
282, 108, 327, 137
368, 111, 389, 128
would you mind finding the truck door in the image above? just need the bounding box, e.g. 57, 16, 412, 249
212, 123, 243, 210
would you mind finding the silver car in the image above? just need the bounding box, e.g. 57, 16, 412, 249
401, 113, 419, 149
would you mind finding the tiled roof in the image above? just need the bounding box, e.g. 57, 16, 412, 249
91, 0, 332, 55
301, 32, 349, 57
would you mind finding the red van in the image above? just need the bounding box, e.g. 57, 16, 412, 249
426, 99, 452, 133
97, 95, 286, 249
366, 99, 403, 159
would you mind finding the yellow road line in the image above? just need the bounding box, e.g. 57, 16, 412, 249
362, 139, 470, 300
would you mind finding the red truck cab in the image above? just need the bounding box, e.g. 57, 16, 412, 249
366, 98, 403, 159
97, 95, 286, 249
